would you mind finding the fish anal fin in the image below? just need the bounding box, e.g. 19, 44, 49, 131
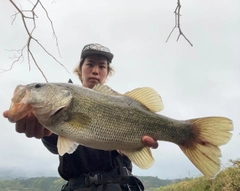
93, 84, 121, 96
119, 147, 154, 169
124, 87, 163, 112
57, 136, 79, 156
179, 117, 233, 179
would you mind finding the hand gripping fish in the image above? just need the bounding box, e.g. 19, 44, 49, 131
7, 83, 233, 179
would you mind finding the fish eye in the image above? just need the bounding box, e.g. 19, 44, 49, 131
34, 83, 42, 88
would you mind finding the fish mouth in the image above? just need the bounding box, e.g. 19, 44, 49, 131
8, 85, 33, 122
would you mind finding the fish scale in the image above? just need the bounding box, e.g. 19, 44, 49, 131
7, 82, 233, 179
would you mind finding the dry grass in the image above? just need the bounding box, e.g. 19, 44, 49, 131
155, 159, 240, 191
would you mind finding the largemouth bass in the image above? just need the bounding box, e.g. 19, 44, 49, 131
7, 83, 233, 178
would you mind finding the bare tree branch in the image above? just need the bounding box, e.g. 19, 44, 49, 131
38, 0, 61, 57
2, 47, 26, 72
4, 0, 194, 79
4, 0, 69, 82
166, 0, 193, 46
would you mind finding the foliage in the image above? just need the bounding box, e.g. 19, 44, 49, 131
0, 177, 66, 191
136, 176, 173, 189
154, 159, 240, 191
0, 176, 171, 191
2, 163, 240, 191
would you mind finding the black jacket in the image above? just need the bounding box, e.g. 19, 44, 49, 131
42, 134, 132, 180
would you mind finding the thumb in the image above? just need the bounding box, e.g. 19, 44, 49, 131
2, 110, 8, 118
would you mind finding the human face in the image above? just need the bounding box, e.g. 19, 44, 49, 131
80, 55, 109, 89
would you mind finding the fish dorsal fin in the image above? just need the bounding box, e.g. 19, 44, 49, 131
124, 87, 163, 112
93, 84, 121, 96
119, 147, 154, 169
57, 136, 79, 156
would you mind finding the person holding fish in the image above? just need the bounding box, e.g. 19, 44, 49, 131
3, 43, 159, 191
3, 43, 233, 190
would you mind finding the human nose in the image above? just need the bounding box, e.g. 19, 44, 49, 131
92, 66, 99, 75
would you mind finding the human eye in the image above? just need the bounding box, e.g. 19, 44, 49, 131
86, 62, 93, 67
99, 64, 107, 69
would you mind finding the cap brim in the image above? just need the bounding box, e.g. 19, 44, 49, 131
81, 50, 114, 63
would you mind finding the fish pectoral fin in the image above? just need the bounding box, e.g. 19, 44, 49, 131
119, 147, 154, 169
57, 136, 79, 156
93, 84, 122, 96
124, 87, 163, 112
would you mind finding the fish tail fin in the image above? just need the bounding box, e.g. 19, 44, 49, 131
179, 117, 233, 179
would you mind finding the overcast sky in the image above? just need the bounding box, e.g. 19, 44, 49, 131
0, 0, 240, 179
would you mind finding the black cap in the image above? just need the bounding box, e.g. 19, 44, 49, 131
80, 43, 114, 63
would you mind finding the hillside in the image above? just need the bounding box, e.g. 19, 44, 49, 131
0, 176, 174, 191
154, 159, 240, 191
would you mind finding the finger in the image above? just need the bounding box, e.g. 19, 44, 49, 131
150, 141, 158, 149
43, 129, 52, 137
15, 117, 27, 133
34, 122, 45, 139
142, 136, 159, 149
34, 122, 52, 138
2, 110, 8, 118
24, 114, 38, 138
